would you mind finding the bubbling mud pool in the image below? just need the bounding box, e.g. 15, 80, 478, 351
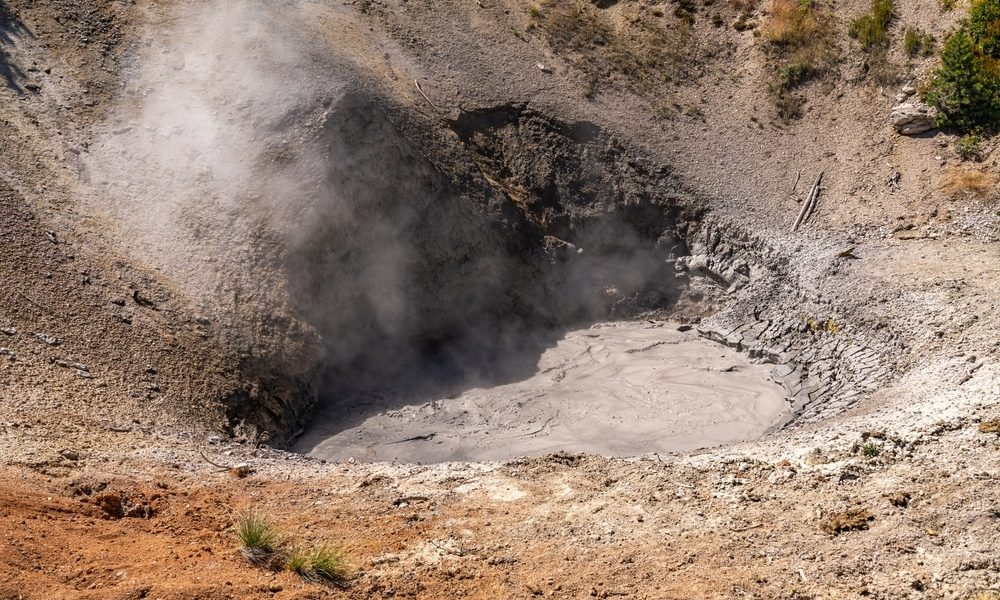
294, 321, 789, 463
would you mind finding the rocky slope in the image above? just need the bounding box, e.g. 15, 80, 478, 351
0, 0, 998, 598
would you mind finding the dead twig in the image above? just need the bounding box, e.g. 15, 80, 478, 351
429, 539, 476, 557
393, 496, 429, 506
790, 168, 802, 193
385, 433, 437, 445
801, 172, 824, 224
414, 79, 440, 113
517, 413, 558, 437
200, 450, 253, 478
792, 172, 824, 232
730, 523, 764, 532
15, 289, 56, 316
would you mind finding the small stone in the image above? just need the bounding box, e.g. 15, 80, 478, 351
35, 333, 60, 346
60, 449, 80, 461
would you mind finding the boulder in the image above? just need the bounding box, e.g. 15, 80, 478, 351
890, 102, 937, 135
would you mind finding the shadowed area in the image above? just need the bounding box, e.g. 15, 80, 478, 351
0, 1, 30, 92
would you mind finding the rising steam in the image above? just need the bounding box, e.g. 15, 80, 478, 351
83, 0, 685, 437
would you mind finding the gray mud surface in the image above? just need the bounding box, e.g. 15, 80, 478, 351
296, 321, 787, 462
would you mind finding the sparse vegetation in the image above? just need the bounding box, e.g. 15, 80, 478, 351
235, 510, 281, 562
806, 317, 841, 335
940, 166, 998, 198
925, 0, 1000, 133
904, 27, 936, 57
955, 132, 983, 160
861, 441, 880, 457
235, 510, 351, 585
765, 0, 823, 47
849, 0, 895, 51
284, 546, 310, 575
308, 545, 351, 583
980, 419, 1000, 433
969, 0, 1000, 57
528, 0, 695, 98
763, 0, 837, 120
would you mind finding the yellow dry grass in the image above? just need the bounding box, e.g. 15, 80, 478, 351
765, 0, 822, 46
940, 167, 998, 199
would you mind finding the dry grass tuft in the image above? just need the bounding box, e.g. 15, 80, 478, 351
979, 420, 1000, 434
940, 167, 998, 199
821, 508, 874, 534
884, 491, 911, 507
765, 0, 823, 47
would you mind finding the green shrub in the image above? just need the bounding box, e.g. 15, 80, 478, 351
955, 133, 984, 160
849, 0, 895, 50
861, 442, 880, 457
925, 27, 1000, 132
968, 0, 1000, 57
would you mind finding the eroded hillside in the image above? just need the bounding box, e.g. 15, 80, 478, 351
0, 0, 998, 598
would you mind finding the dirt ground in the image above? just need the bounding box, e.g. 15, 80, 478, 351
1, 0, 999, 598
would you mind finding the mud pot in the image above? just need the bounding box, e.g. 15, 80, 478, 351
295, 321, 787, 463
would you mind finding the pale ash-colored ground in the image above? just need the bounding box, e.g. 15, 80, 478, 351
297, 321, 786, 463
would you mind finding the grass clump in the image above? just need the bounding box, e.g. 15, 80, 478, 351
765, 0, 824, 47
849, 0, 894, 51
235, 510, 283, 566
904, 27, 936, 57
234, 510, 352, 586
861, 441, 880, 457
308, 545, 351, 583
284, 546, 310, 575
925, 0, 1000, 133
